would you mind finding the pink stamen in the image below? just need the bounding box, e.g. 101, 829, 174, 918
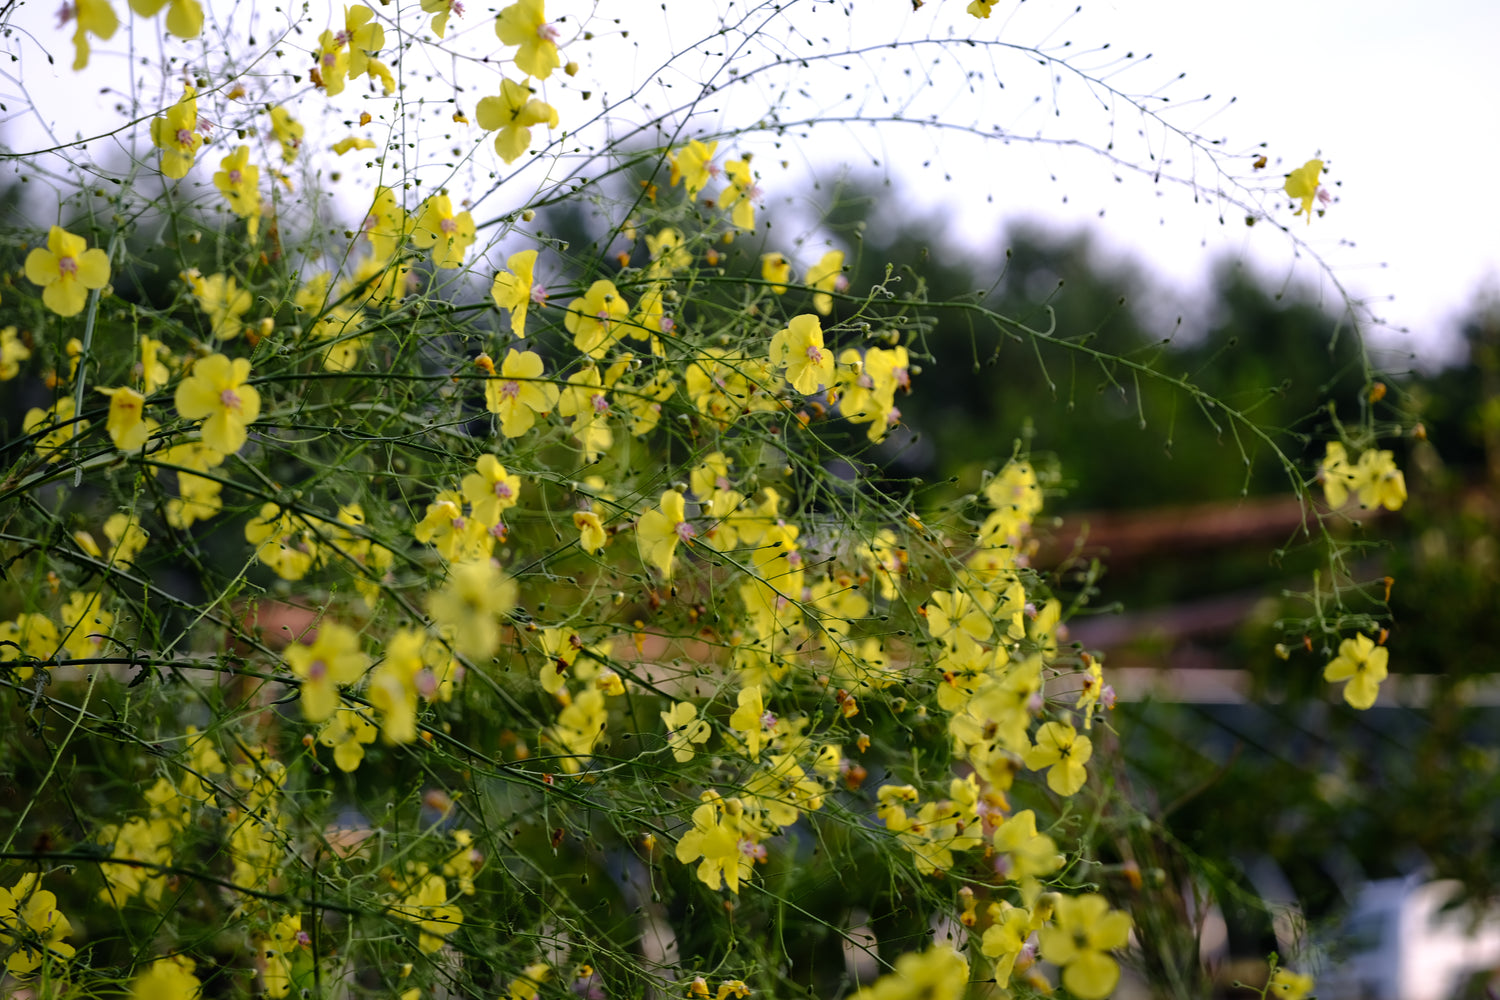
530, 283, 549, 305
804, 344, 823, 363
322, 51, 337, 68
56, 3, 76, 27
176, 128, 193, 147
499, 380, 521, 399
675, 521, 697, 542
659, 316, 675, 334
296, 931, 312, 947
493, 481, 513, 499
739, 839, 767, 861
58, 256, 78, 276
440, 217, 457, 235
228, 169, 242, 184
308, 658, 328, 681
759, 711, 777, 729
537, 22, 561, 43
220, 388, 242, 410
450, 0, 464, 13
893, 367, 910, 390
591, 394, 609, 415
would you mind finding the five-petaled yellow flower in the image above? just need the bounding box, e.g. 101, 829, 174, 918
1037, 893, 1132, 1000
213, 146, 262, 240
637, 489, 693, 579
476, 78, 559, 164
411, 194, 476, 270
770, 314, 834, 395
495, 0, 561, 79
1324, 632, 1388, 710
25, 226, 110, 317
1025, 720, 1092, 796
150, 84, 203, 179
174, 353, 261, 455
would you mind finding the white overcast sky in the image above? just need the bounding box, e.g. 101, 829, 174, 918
4, 0, 1495, 364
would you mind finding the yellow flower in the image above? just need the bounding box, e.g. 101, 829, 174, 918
23, 397, 89, 462
367, 628, 425, 743
646, 227, 692, 275
332, 136, 375, 155
490, 248, 538, 336
362, 185, 410, 261
66, 0, 118, 70
60, 590, 114, 659
636, 489, 693, 579
848, 944, 968, 1000
509, 962, 551, 1000
967, 0, 998, 17
1, 326, 31, 379
285, 622, 371, 723
25, 225, 110, 317
720, 158, 760, 230
1354, 448, 1407, 511
674, 795, 755, 894
411, 194, 476, 269
245, 502, 321, 581
395, 874, 464, 953
1025, 721, 1092, 796
993, 809, 1063, 901
130, 0, 202, 38
728, 684, 769, 759
761, 252, 791, 294
1037, 894, 1131, 1000
1285, 158, 1324, 223
97, 385, 152, 450
103, 511, 149, 567
1324, 633, 1388, 710
574, 509, 607, 553
557, 366, 616, 460
668, 140, 719, 199
476, 78, 559, 164
313, 29, 350, 95
343, 5, 385, 84
150, 85, 202, 178
495, 0, 561, 79
159, 439, 225, 529
461, 454, 523, 526
213, 146, 261, 240
980, 904, 1032, 987
174, 353, 261, 454
770, 314, 834, 395
1269, 969, 1315, 1000
661, 701, 710, 762
270, 106, 304, 162
318, 706, 379, 771
129, 955, 202, 1000
185, 269, 252, 340
565, 279, 630, 359
428, 560, 517, 659
421, 0, 462, 36
481, 348, 558, 437
0, 874, 75, 976
806, 249, 845, 314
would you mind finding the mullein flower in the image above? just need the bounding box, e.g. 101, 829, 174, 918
25, 225, 110, 317
495, 0, 561, 79
149, 84, 202, 178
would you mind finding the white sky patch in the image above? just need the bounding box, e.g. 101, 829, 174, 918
2, 0, 1493, 366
